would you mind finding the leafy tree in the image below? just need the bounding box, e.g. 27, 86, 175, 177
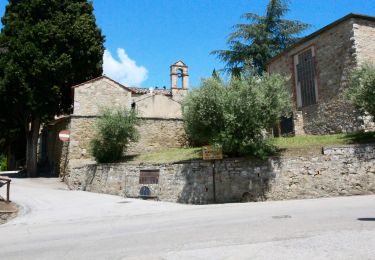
347, 62, 375, 119
0, 0, 104, 176
90, 107, 139, 163
183, 72, 292, 157
182, 78, 226, 146
212, 0, 309, 76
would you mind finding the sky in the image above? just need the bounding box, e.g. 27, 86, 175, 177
0, 0, 375, 88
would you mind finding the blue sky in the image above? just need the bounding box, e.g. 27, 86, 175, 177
1, 0, 375, 88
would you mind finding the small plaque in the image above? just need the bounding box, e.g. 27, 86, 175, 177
202, 145, 223, 161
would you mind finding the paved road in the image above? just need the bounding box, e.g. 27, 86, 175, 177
1, 178, 375, 260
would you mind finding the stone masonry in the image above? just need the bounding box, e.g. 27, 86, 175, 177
268, 14, 375, 135
66, 62, 190, 164
68, 116, 187, 161
65, 144, 375, 204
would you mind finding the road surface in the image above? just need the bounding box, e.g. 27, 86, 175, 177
1, 177, 375, 259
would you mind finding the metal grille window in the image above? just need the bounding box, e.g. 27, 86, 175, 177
295, 48, 318, 107
139, 170, 160, 184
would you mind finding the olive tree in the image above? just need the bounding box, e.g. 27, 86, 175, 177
90, 107, 139, 163
347, 62, 375, 119
183, 73, 291, 157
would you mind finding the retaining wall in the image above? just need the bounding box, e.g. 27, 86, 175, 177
65, 144, 375, 204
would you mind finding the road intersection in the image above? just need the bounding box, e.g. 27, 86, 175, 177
1, 178, 375, 259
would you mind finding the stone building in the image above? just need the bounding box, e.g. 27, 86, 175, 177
40, 61, 189, 175
268, 13, 375, 135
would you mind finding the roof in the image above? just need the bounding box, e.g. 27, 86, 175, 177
268, 13, 375, 65
71, 75, 137, 93
170, 60, 188, 67
128, 87, 172, 96
47, 115, 70, 126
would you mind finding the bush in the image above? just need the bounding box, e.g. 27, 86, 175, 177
347, 62, 375, 118
90, 107, 139, 163
183, 73, 292, 157
0, 154, 7, 171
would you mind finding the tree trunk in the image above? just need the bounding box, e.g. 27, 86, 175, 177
26, 116, 41, 177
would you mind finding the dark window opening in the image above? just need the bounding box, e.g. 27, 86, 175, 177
296, 49, 317, 107
139, 186, 151, 197
139, 170, 160, 184
273, 116, 294, 137
177, 68, 183, 88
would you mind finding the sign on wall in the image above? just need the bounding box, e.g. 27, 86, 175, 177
59, 130, 70, 142
202, 145, 223, 161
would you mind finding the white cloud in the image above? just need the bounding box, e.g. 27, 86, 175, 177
103, 48, 148, 86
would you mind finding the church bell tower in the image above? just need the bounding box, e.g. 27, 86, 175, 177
170, 60, 188, 97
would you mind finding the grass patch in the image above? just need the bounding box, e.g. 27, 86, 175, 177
129, 147, 201, 163
125, 132, 375, 163
271, 134, 347, 149
272, 131, 375, 150
270, 131, 375, 156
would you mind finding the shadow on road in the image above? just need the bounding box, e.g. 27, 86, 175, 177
357, 218, 375, 221
117, 201, 132, 204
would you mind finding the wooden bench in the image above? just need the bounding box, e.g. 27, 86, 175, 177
0, 176, 11, 203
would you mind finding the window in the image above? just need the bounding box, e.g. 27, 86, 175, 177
139, 170, 160, 184
294, 48, 318, 107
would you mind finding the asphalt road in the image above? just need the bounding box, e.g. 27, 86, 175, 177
1, 178, 375, 260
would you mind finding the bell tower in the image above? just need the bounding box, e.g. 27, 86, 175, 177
170, 60, 188, 97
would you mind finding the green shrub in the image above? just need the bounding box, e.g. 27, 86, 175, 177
347, 62, 375, 118
90, 107, 139, 163
0, 154, 7, 171
183, 73, 292, 157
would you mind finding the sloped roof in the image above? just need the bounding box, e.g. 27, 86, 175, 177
71, 75, 136, 93
171, 60, 188, 67
267, 13, 375, 65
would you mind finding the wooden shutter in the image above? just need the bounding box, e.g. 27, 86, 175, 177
296, 49, 317, 107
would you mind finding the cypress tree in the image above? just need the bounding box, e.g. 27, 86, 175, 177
0, 0, 105, 176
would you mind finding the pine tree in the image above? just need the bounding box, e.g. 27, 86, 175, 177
0, 0, 105, 177
212, 0, 309, 76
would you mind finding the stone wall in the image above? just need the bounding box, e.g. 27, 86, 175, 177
68, 116, 95, 160
128, 118, 187, 154
268, 17, 375, 135
68, 116, 187, 161
65, 144, 375, 204
73, 77, 132, 117
134, 94, 183, 119
354, 18, 375, 64
67, 76, 187, 163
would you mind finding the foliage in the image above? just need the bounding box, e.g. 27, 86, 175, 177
347, 62, 375, 118
183, 72, 292, 157
0, 154, 6, 171
90, 107, 139, 163
212, 0, 309, 76
0, 0, 105, 176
